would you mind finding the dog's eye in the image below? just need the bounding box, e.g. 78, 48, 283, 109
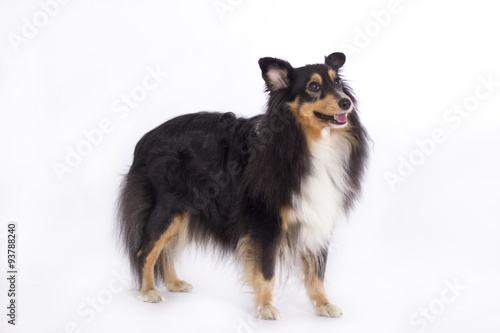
334, 78, 341, 85
308, 82, 320, 92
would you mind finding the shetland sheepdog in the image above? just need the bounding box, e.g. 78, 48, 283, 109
118, 52, 369, 320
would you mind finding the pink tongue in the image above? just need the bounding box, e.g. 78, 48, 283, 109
334, 113, 347, 123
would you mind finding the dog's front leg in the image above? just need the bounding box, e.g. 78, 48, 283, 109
301, 250, 343, 317
237, 219, 281, 319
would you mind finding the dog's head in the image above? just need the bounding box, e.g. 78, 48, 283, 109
259, 53, 354, 140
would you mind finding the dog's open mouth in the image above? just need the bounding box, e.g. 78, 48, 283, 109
313, 111, 348, 125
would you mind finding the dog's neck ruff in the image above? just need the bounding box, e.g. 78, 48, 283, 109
289, 127, 351, 253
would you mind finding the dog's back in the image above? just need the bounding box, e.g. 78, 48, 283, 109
119, 112, 255, 280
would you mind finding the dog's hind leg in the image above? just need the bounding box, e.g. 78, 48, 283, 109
162, 232, 193, 292
301, 251, 343, 318
138, 211, 187, 303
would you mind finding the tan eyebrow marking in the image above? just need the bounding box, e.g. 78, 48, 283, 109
309, 73, 323, 86
328, 69, 337, 81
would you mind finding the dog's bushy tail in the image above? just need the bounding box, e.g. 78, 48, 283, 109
118, 170, 164, 287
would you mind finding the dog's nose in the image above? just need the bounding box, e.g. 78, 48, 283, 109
338, 98, 351, 110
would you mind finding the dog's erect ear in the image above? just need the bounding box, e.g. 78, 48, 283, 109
258, 57, 294, 91
325, 52, 346, 71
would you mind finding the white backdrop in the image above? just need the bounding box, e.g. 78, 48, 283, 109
1, 0, 499, 332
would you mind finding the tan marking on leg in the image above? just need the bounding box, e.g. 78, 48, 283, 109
140, 213, 186, 295
237, 236, 261, 291
162, 248, 179, 285
280, 207, 294, 231
162, 247, 193, 292
237, 236, 281, 319
302, 254, 329, 307
301, 254, 342, 317
253, 272, 275, 308
253, 272, 281, 320
161, 219, 192, 292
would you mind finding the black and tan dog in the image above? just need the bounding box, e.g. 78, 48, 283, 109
118, 52, 368, 319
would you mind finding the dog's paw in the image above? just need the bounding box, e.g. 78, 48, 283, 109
138, 289, 164, 303
315, 303, 343, 318
167, 280, 193, 292
255, 304, 282, 320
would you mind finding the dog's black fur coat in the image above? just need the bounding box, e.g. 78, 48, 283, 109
118, 53, 369, 301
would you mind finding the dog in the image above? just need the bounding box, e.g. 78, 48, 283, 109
118, 52, 369, 320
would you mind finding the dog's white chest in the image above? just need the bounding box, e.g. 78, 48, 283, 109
290, 130, 351, 252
